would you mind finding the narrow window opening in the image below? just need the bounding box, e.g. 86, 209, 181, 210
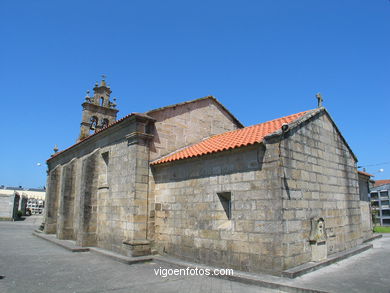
100, 97, 104, 106
101, 152, 109, 187
102, 151, 109, 165
217, 192, 232, 220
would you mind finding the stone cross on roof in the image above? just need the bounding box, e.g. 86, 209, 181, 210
316, 93, 323, 108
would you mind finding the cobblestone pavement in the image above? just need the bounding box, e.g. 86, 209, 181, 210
0, 218, 283, 293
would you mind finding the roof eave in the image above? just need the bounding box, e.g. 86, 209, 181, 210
47, 113, 155, 162
150, 141, 263, 166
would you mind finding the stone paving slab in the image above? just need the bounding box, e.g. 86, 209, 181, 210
281, 243, 373, 278
154, 256, 327, 293
31, 232, 326, 292
1, 221, 284, 293
155, 236, 390, 293
289, 234, 390, 293
24, 220, 390, 293
33, 228, 320, 292
31, 227, 385, 293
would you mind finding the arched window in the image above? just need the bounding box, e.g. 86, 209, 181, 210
101, 118, 109, 128
90, 116, 98, 130
100, 97, 104, 106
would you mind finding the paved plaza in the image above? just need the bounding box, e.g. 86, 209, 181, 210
290, 234, 390, 292
1, 217, 390, 293
0, 217, 281, 293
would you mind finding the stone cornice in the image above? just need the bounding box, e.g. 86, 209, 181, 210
126, 132, 154, 145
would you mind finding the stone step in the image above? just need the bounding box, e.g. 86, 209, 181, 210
89, 247, 153, 265
281, 243, 373, 278
32, 231, 89, 252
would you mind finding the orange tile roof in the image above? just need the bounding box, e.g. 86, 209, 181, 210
374, 179, 390, 187
152, 110, 311, 165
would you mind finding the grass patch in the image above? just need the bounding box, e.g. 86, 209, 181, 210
373, 226, 390, 233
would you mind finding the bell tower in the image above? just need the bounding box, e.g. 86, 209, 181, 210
78, 75, 119, 141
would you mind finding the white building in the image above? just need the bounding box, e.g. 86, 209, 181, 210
0, 186, 46, 217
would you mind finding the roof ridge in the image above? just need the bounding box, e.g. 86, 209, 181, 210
202, 109, 314, 141
146, 95, 244, 128
146, 96, 214, 114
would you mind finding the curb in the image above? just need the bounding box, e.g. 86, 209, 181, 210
89, 247, 153, 265
32, 231, 89, 252
363, 234, 382, 243
32, 231, 153, 265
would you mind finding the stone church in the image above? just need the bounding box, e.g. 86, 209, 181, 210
44, 78, 372, 275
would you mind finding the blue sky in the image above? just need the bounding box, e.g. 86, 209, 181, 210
1, 0, 389, 188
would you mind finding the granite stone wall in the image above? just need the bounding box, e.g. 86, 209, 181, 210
360, 201, 372, 240
45, 98, 242, 255
57, 159, 77, 240
148, 98, 241, 161
44, 166, 62, 234
76, 150, 99, 247
277, 112, 365, 269
94, 136, 150, 255
151, 144, 286, 274
151, 111, 369, 274
45, 115, 153, 255
72, 159, 82, 244
95, 140, 131, 253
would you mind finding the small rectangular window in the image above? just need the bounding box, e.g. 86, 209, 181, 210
100, 152, 109, 187
218, 192, 232, 220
